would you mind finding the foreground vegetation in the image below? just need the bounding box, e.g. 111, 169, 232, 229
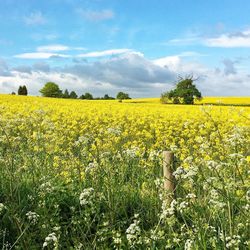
0, 95, 249, 249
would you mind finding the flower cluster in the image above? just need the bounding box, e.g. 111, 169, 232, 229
43, 232, 59, 249
126, 214, 142, 247
26, 211, 40, 225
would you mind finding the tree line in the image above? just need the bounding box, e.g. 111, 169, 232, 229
12, 76, 202, 105
12, 82, 131, 100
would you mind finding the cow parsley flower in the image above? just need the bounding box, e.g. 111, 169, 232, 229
26, 211, 39, 225
43, 232, 58, 249
126, 214, 141, 246
79, 188, 94, 206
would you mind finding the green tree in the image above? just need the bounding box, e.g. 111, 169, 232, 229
22, 85, 28, 95
17, 85, 28, 96
79, 94, 86, 100
83, 92, 93, 100
161, 76, 202, 105
116, 92, 131, 100
69, 91, 78, 99
39, 82, 62, 98
18, 86, 23, 95
63, 89, 70, 98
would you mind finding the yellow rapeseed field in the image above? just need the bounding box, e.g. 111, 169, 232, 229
0, 94, 249, 171
0, 94, 249, 249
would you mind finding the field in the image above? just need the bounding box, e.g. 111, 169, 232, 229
124, 97, 250, 105
0, 95, 249, 249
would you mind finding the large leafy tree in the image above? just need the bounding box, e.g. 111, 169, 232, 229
40, 82, 62, 98
116, 92, 131, 100
84, 92, 93, 100
161, 76, 202, 104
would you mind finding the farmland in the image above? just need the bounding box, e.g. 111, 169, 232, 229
0, 95, 249, 249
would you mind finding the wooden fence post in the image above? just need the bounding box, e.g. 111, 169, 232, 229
162, 151, 175, 194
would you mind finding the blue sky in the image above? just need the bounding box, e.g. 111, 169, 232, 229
0, 0, 250, 97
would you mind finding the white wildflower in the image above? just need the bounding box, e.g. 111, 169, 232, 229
178, 201, 189, 213
173, 167, 186, 180
126, 215, 141, 246
184, 239, 193, 250
160, 199, 177, 219
124, 147, 139, 158
79, 188, 94, 206
40, 181, 54, 194
85, 162, 97, 174
225, 235, 241, 249
209, 189, 226, 210
43, 232, 58, 249
26, 211, 39, 225
186, 193, 196, 200
112, 231, 122, 246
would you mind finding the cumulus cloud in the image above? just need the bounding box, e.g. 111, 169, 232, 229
77, 9, 114, 21
1, 52, 175, 97
24, 12, 47, 25
66, 52, 175, 89
154, 55, 250, 96
222, 59, 237, 75
1, 51, 250, 97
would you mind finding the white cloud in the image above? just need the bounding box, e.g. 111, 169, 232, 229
154, 55, 250, 96
37, 44, 86, 52
168, 29, 250, 48
14, 52, 70, 59
24, 12, 47, 25
14, 48, 129, 60
77, 49, 132, 58
2, 52, 250, 97
37, 45, 70, 52
14, 45, 87, 59
205, 29, 250, 47
154, 56, 181, 72
77, 9, 114, 21
167, 37, 201, 46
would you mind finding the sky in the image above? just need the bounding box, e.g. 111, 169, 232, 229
0, 0, 250, 97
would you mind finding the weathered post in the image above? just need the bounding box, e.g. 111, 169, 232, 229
162, 151, 175, 194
